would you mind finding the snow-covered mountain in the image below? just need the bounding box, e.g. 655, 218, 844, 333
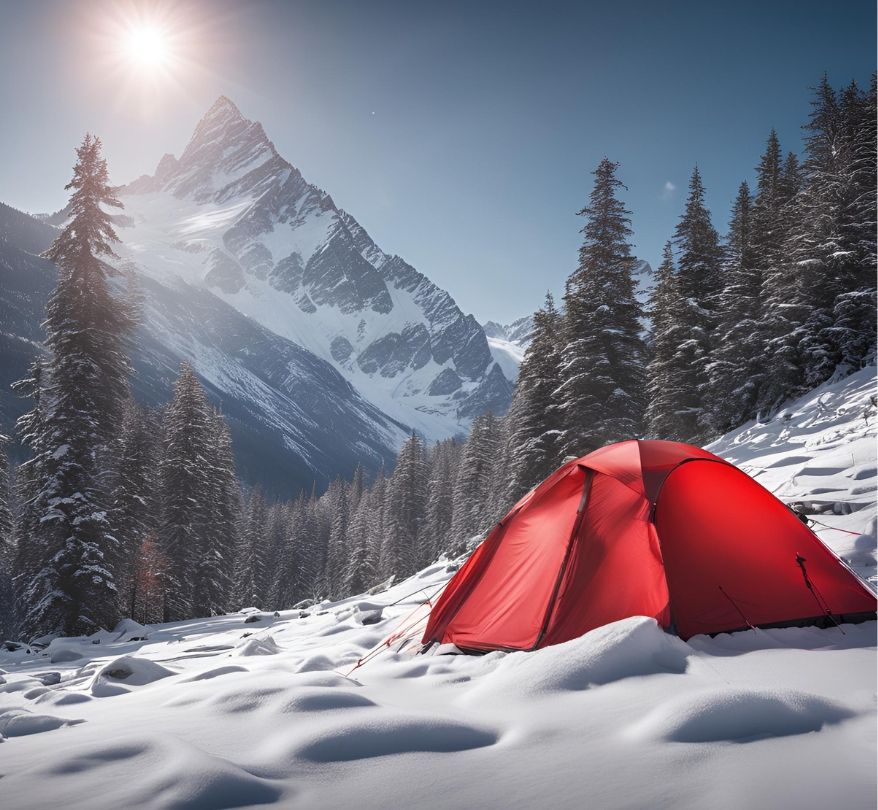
481, 316, 533, 381
117, 96, 511, 436
1, 366, 874, 809
0, 97, 514, 492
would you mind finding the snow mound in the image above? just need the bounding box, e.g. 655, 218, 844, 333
207, 685, 286, 714
90, 655, 175, 696
45, 737, 282, 808
182, 665, 248, 682
465, 617, 690, 702
113, 618, 149, 634
46, 640, 85, 664
275, 688, 376, 713
290, 715, 498, 762
0, 707, 84, 738
231, 635, 280, 657
34, 691, 92, 706
631, 686, 855, 743
295, 653, 336, 672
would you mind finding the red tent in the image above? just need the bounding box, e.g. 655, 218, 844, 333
423, 440, 876, 649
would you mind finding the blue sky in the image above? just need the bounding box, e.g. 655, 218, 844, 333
1, 0, 874, 322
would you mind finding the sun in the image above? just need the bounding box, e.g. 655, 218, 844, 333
123, 24, 170, 70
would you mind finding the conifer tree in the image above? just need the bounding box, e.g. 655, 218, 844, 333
112, 402, 160, 617
325, 479, 350, 597
194, 410, 239, 615
158, 363, 214, 620
233, 488, 268, 608
273, 494, 306, 608
343, 488, 377, 595
0, 436, 15, 638
706, 182, 764, 432
645, 242, 689, 439
557, 158, 646, 457
506, 292, 563, 502
381, 434, 428, 577
661, 166, 723, 441
449, 413, 499, 551
423, 439, 459, 564
19, 135, 134, 637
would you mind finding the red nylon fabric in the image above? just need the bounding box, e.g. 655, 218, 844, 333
422, 440, 876, 651
656, 460, 877, 639
435, 466, 587, 650
541, 473, 671, 647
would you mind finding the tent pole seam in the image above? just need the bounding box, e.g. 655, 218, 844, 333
532, 467, 594, 650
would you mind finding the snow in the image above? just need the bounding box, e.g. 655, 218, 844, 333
0, 368, 875, 808
486, 335, 525, 381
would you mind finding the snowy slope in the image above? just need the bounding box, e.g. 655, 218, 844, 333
115, 96, 512, 439
0, 368, 875, 809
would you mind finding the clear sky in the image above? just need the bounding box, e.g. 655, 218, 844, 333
1, 0, 874, 322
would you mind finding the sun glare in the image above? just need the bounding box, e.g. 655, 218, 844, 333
124, 24, 170, 70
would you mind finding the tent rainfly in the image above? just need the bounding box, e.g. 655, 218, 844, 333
422, 440, 876, 650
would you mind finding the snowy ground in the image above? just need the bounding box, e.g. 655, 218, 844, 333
1, 368, 876, 810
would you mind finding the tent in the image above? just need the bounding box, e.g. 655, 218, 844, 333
422, 440, 876, 650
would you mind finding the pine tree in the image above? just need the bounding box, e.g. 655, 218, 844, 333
194, 410, 239, 615
381, 434, 428, 578
365, 465, 388, 583
795, 75, 860, 387
661, 166, 723, 441
557, 158, 646, 457
829, 76, 877, 374
343, 487, 377, 595
325, 479, 350, 598
273, 494, 306, 608
112, 402, 160, 618
233, 488, 268, 609
706, 181, 764, 432
0, 436, 15, 638
11, 361, 47, 634
506, 292, 564, 502
645, 242, 689, 439
449, 413, 499, 552
19, 135, 134, 637
158, 363, 214, 620
423, 439, 460, 562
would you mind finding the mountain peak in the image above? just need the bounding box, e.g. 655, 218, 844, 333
203, 95, 244, 123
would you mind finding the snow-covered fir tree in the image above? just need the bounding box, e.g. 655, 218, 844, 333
644, 242, 689, 439
194, 410, 239, 616
557, 158, 646, 457
656, 166, 723, 442
325, 478, 350, 598
343, 485, 377, 596
381, 434, 428, 578
506, 292, 563, 502
422, 439, 459, 567
705, 181, 764, 433
0, 435, 15, 638
18, 134, 135, 638
449, 412, 500, 551
158, 363, 216, 619
233, 488, 268, 609
111, 402, 160, 618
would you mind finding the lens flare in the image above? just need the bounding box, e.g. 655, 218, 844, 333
124, 24, 170, 70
